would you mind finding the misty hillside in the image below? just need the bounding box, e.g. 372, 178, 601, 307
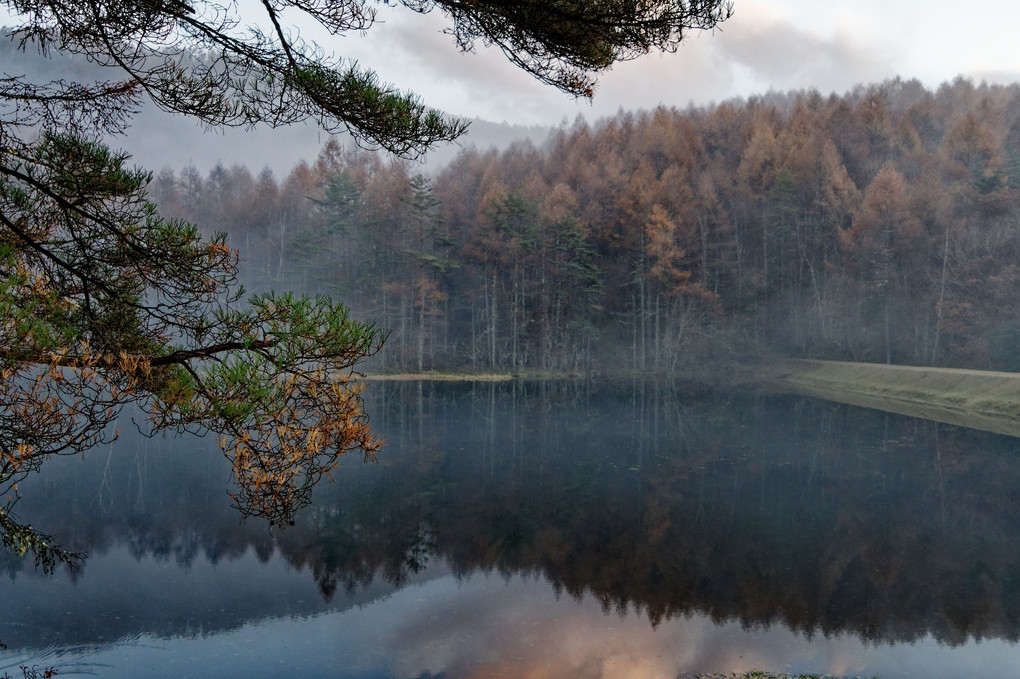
147, 76, 1020, 374
9, 31, 1020, 376
0, 35, 552, 172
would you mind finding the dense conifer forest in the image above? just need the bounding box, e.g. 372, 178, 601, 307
152, 77, 1020, 373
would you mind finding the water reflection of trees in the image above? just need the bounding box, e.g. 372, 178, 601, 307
10, 380, 1020, 646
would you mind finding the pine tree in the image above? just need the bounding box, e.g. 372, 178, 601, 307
0, 0, 731, 561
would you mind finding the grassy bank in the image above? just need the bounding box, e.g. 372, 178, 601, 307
762, 359, 1020, 437
363, 360, 1020, 439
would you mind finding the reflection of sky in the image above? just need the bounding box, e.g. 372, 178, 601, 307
10, 559, 1020, 679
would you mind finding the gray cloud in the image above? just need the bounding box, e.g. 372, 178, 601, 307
339, 2, 902, 126
381, 8, 579, 124
966, 68, 1020, 87
715, 7, 897, 95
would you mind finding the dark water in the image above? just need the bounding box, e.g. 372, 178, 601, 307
3, 380, 1020, 678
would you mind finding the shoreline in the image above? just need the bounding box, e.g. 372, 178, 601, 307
364, 372, 515, 382
361, 370, 692, 382
362, 361, 1020, 439
760, 359, 1020, 438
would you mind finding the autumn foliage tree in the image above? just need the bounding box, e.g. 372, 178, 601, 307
0, 0, 732, 564
162, 77, 1020, 376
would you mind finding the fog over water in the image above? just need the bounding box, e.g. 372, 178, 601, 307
5, 381, 1020, 677
7, 4, 1020, 675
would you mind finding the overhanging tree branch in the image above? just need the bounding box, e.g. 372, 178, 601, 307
0, 0, 730, 557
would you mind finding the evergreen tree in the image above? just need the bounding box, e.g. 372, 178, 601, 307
0, 0, 730, 561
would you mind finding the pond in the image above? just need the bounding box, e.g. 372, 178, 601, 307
3, 379, 1020, 678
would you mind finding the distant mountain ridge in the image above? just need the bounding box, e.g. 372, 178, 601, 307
0, 34, 553, 173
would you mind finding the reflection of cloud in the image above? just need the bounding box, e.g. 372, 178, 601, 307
378, 570, 1020, 679
385, 574, 844, 679
24, 563, 1020, 677
390, 580, 681, 679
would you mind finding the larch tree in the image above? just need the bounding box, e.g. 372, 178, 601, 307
0, 0, 731, 568
840, 165, 921, 364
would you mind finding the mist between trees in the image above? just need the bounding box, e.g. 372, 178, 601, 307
152, 77, 1020, 374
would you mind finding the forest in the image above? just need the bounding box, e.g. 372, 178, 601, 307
151, 76, 1020, 374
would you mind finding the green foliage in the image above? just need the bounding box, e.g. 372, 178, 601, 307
0, 0, 732, 560
0, 129, 385, 538
0, 507, 82, 575
488, 192, 540, 249
320, 172, 363, 236
412, 0, 732, 97
1, 1, 729, 154
970, 157, 1006, 194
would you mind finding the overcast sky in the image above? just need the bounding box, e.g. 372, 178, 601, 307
314, 0, 1020, 125
6, 1, 1020, 169
6, 0, 1020, 125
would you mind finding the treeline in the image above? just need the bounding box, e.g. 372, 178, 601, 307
152, 77, 1020, 372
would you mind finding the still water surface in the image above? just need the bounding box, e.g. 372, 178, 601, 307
3, 380, 1020, 678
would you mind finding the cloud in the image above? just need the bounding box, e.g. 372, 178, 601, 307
335, 1, 903, 126
965, 68, 1020, 88
714, 3, 897, 95
578, 0, 898, 118
384, 9, 584, 124
105, 0, 952, 169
